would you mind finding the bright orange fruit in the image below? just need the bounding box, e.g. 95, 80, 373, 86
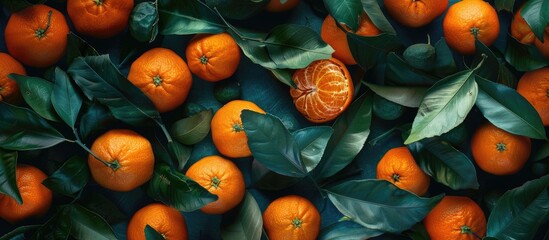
384, 0, 449, 27
424, 196, 487, 240
263, 195, 321, 240
67, 0, 134, 38
185, 33, 241, 82
127, 203, 188, 240
376, 146, 430, 196
517, 67, 549, 125
0, 52, 26, 103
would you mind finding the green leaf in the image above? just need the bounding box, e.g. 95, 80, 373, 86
361, 0, 396, 34
495, 0, 515, 12
68, 204, 117, 240
251, 160, 301, 190
228, 28, 277, 69
52, 68, 83, 128
326, 179, 444, 233
10, 74, 60, 122
473, 40, 500, 81
364, 82, 427, 108
170, 109, 213, 145
242, 110, 306, 177
0, 150, 21, 204
264, 24, 334, 69
268, 68, 297, 88
404, 69, 478, 144
532, 142, 549, 162
129, 1, 159, 43
0, 0, 33, 12
167, 141, 192, 171
32, 208, 72, 240
221, 192, 263, 240
0, 103, 66, 150
432, 38, 458, 78
42, 156, 89, 197
385, 53, 439, 86
323, 0, 362, 31
158, 0, 226, 35
0, 225, 40, 240
412, 140, 479, 190
292, 126, 333, 172
505, 36, 549, 72
144, 163, 217, 212
313, 92, 373, 180
348, 33, 401, 70
521, 0, 549, 42
68, 55, 161, 126
319, 221, 384, 240
475, 77, 546, 139
66, 32, 99, 66
144, 225, 164, 240
79, 192, 127, 225
205, 0, 269, 20
487, 175, 549, 240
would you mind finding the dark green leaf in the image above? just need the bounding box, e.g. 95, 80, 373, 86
497, 64, 518, 88
145, 225, 164, 240
251, 160, 301, 190
68, 55, 161, 126
323, 0, 362, 31
0, 150, 21, 204
268, 68, 297, 88
0, 0, 33, 12
292, 126, 333, 172
326, 179, 444, 233
487, 175, 549, 240
32, 208, 71, 240
405, 223, 431, 240
158, 0, 226, 35
0, 103, 65, 150
348, 33, 401, 70
69, 204, 117, 240
432, 38, 458, 78
475, 76, 546, 139
361, 0, 396, 34
483, 238, 500, 240
404, 69, 478, 144
42, 156, 89, 197
412, 140, 479, 190
473, 40, 500, 81
505, 36, 549, 71
52, 68, 83, 128
78, 102, 113, 141
144, 163, 217, 212
228, 28, 277, 69
79, 193, 127, 225
495, 0, 515, 12
130, 2, 159, 43
319, 220, 384, 240
521, 0, 549, 41
221, 192, 263, 240
313, 92, 373, 180
10, 74, 59, 122
242, 110, 306, 177
0, 225, 40, 240
264, 24, 334, 69
385, 53, 439, 86
66, 32, 99, 66
364, 82, 427, 108
532, 142, 549, 162
170, 109, 213, 145
205, 0, 269, 20
167, 141, 192, 171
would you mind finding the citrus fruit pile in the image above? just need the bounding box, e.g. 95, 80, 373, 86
0, 0, 548, 239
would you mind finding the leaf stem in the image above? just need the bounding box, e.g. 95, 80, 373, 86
156, 120, 173, 143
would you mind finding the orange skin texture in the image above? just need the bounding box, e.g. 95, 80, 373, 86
67, 0, 134, 39
265, 0, 300, 12
127, 203, 188, 240
442, 0, 500, 55
4, 4, 69, 68
211, 100, 266, 158
262, 195, 321, 240
384, 0, 449, 28
185, 33, 241, 82
185, 155, 245, 214
127, 48, 193, 113
0, 164, 52, 224
376, 146, 430, 196
517, 67, 549, 126
0, 52, 26, 103
88, 129, 155, 192
510, 8, 537, 44
470, 122, 531, 175
290, 58, 354, 123
424, 196, 487, 240
320, 13, 381, 65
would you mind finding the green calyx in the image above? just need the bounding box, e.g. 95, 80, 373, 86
200, 55, 209, 64
153, 75, 163, 86
109, 160, 121, 171
391, 173, 401, 183
211, 176, 221, 189
93, 0, 103, 6
233, 124, 244, 132
292, 217, 303, 228
496, 142, 507, 152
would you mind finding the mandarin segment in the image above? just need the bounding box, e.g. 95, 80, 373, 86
290, 58, 353, 123
88, 129, 155, 192
424, 196, 487, 240
185, 155, 245, 214
0, 52, 26, 103
127, 203, 188, 240
0, 165, 52, 224
376, 146, 430, 196
384, 0, 449, 28
262, 195, 320, 240
67, 0, 134, 38
185, 33, 241, 82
